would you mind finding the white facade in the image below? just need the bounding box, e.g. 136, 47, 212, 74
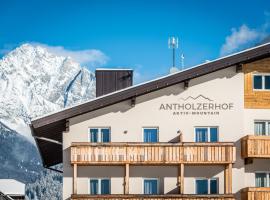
62, 64, 270, 200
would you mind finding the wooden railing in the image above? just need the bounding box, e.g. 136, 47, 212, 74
71, 194, 235, 200
241, 187, 270, 200
71, 142, 236, 165
241, 135, 270, 158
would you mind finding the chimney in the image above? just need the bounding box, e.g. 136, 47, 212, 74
95, 69, 133, 97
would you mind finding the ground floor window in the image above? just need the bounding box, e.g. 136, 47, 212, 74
256, 173, 270, 187
90, 179, 110, 194
195, 178, 218, 194
144, 179, 159, 195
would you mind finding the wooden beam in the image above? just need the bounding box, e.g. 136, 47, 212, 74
124, 164, 129, 194
178, 163, 184, 194
236, 64, 242, 73
73, 164, 77, 194
184, 81, 189, 90
224, 164, 232, 194
131, 97, 136, 107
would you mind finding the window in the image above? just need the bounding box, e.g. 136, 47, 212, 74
255, 173, 270, 187
89, 128, 111, 142
143, 128, 158, 142
196, 178, 218, 195
195, 127, 218, 142
144, 179, 158, 195
253, 74, 270, 90
254, 121, 270, 136
90, 179, 110, 194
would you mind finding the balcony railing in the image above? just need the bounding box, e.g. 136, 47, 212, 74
241, 135, 270, 158
241, 187, 270, 200
71, 194, 235, 200
71, 142, 236, 165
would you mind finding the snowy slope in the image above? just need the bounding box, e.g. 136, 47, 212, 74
0, 44, 96, 139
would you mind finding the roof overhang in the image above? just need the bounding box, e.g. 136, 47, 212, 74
31, 43, 270, 167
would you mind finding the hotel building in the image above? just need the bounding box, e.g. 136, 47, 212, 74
31, 43, 270, 200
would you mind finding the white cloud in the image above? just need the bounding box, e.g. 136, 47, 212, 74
220, 24, 265, 56
32, 43, 109, 67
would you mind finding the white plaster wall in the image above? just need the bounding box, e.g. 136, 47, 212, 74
63, 66, 247, 200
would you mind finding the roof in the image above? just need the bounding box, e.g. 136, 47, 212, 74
31, 43, 270, 167
0, 179, 25, 195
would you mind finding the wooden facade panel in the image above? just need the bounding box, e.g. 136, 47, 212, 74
241, 187, 270, 200
71, 194, 235, 200
244, 57, 270, 109
241, 135, 270, 158
70, 143, 236, 165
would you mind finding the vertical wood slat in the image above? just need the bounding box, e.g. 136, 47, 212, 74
241, 187, 270, 200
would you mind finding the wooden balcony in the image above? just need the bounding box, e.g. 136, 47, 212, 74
241, 187, 270, 200
71, 142, 236, 165
71, 194, 235, 200
241, 135, 270, 159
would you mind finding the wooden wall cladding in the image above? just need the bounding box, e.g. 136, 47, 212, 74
244, 57, 270, 109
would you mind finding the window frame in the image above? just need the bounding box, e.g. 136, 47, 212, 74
142, 127, 159, 143
255, 172, 270, 187
254, 120, 270, 136
195, 178, 219, 195
143, 178, 159, 195
253, 74, 270, 91
88, 178, 111, 195
88, 127, 111, 143
194, 126, 219, 142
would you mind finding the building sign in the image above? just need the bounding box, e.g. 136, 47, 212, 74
159, 95, 234, 116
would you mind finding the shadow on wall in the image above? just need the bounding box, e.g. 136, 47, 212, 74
69, 66, 238, 126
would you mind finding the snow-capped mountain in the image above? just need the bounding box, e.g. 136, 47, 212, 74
0, 43, 96, 139
0, 43, 97, 199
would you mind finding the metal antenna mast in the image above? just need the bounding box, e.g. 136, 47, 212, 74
168, 37, 178, 67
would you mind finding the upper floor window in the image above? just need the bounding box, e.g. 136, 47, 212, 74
143, 128, 158, 142
195, 178, 218, 194
89, 128, 110, 142
144, 179, 159, 195
254, 121, 270, 136
255, 172, 270, 187
253, 74, 270, 90
90, 178, 111, 194
195, 127, 218, 142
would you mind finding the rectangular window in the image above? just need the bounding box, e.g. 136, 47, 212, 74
255, 173, 268, 187
196, 179, 208, 194
89, 179, 110, 194
253, 74, 270, 90
144, 179, 158, 195
195, 127, 218, 142
210, 179, 218, 194
143, 128, 158, 142
196, 178, 219, 195
254, 121, 270, 136
89, 128, 110, 142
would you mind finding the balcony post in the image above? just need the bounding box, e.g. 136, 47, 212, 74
224, 163, 232, 194
73, 163, 77, 194
178, 163, 184, 194
124, 163, 129, 194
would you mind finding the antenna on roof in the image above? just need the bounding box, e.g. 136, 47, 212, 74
168, 36, 178, 67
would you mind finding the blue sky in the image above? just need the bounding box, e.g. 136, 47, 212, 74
0, 0, 270, 83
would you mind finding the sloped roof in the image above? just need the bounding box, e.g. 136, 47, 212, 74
31, 43, 270, 167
